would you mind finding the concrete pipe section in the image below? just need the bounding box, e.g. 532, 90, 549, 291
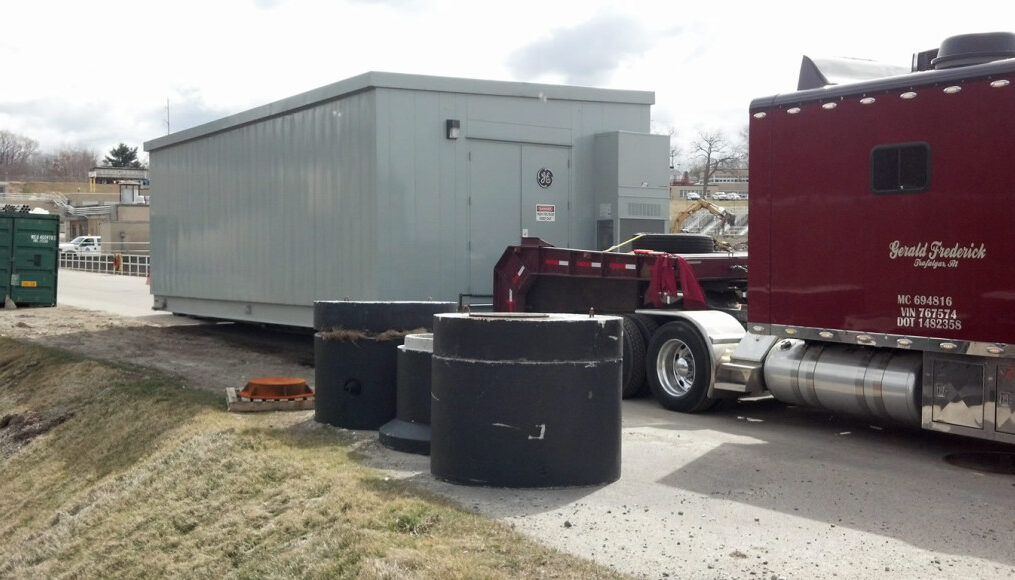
430, 312, 623, 488
313, 301, 456, 430
379, 333, 435, 455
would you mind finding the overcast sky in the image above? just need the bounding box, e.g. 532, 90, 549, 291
1, 0, 1009, 164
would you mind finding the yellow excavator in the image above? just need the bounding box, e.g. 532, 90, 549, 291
670, 199, 736, 233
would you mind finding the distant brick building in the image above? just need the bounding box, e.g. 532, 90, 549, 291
671, 168, 749, 200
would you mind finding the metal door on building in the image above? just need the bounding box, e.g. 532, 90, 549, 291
468, 142, 571, 295
520, 145, 570, 246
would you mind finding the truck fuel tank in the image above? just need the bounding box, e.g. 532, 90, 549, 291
763, 339, 922, 426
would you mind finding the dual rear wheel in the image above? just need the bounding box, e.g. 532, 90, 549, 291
622, 317, 720, 412
620, 314, 658, 398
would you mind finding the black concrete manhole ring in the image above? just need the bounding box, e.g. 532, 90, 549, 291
943, 452, 1015, 475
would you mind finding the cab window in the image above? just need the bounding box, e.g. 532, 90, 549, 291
871, 143, 930, 193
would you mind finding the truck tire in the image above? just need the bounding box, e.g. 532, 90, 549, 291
646, 320, 718, 412
627, 313, 659, 343
631, 233, 714, 254
625, 314, 658, 397
621, 316, 647, 398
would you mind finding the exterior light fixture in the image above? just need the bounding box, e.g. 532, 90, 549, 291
900, 91, 918, 100
446, 119, 461, 140
860, 97, 876, 105
821, 102, 837, 110
943, 86, 962, 94
990, 79, 1010, 88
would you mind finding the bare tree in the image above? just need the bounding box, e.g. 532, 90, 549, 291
668, 127, 682, 170
45, 147, 99, 180
0, 130, 39, 179
690, 130, 738, 198
735, 124, 749, 169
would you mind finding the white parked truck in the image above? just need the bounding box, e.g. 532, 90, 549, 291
59, 236, 101, 254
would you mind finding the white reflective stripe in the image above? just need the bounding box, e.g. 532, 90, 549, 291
558, 260, 569, 266
625, 264, 636, 270
517, 266, 526, 276
590, 262, 602, 268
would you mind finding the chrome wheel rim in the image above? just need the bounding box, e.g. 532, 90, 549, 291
656, 338, 695, 398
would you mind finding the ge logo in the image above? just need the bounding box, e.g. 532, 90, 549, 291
537, 168, 553, 189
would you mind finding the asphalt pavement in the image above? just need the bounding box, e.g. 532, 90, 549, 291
57, 269, 174, 321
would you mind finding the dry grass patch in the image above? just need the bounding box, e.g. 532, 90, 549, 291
0, 339, 624, 579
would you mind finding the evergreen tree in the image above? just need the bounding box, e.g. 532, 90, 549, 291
103, 143, 143, 168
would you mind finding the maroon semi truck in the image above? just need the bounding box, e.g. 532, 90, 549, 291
493, 32, 1015, 444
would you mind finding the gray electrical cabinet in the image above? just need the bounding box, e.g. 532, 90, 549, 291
593, 132, 671, 250
144, 72, 668, 327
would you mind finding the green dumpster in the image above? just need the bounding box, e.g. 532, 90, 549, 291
0, 211, 59, 307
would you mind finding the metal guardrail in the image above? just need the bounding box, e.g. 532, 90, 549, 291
59, 252, 149, 277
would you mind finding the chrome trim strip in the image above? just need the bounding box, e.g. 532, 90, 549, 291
755, 324, 1015, 359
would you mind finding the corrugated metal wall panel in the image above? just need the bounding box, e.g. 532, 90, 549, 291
151, 91, 378, 305
374, 88, 469, 301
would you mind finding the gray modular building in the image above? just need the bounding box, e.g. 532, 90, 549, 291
144, 72, 669, 327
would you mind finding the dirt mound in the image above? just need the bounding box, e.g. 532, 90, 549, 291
0, 305, 314, 396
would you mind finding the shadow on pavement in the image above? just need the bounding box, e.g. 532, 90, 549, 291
642, 397, 1015, 567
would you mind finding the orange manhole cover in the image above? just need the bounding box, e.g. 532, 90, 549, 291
239, 377, 314, 400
